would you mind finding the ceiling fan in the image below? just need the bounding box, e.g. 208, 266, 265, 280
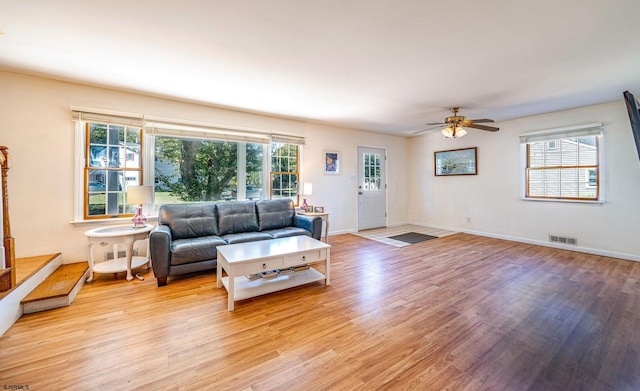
413, 107, 499, 138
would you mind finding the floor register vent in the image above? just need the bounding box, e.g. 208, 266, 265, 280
549, 235, 578, 245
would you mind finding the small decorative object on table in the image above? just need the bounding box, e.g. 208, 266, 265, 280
127, 185, 153, 228
314, 206, 324, 213
306, 205, 314, 213
299, 182, 312, 212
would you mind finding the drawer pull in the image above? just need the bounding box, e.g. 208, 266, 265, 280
99, 241, 109, 246
302, 255, 306, 261
262, 263, 267, 269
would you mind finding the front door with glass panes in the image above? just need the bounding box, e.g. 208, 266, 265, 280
357, 146, 387, 230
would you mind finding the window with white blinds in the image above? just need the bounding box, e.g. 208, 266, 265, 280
520, 124, 603, 201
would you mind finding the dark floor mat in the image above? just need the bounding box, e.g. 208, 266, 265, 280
388, 232, 438, 244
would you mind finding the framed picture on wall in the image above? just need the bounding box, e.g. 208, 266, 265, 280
434, 147, 477, 176
324, 150, 340, 175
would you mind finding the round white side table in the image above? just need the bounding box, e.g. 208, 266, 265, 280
84, 224, 154, 282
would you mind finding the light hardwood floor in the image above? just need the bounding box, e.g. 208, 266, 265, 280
1, 233, 639, 390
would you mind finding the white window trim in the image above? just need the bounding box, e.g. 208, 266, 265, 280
71, 121, 148, 225
71, 107, 305, 225
519, 122, 605, 204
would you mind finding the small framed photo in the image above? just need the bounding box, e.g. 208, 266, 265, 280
306, 205, 315, 212
314, 206, 324, 213
324, 150, 340, 175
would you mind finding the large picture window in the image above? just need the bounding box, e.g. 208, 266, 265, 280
74, 108, 304, 222
153, 136, 265, 208
521, 125, 602, 201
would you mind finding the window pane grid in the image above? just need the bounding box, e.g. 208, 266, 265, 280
526, 135, 599, 200
363, 152, 381, 191
270, 143, 299, 203
85, 123, 143, 219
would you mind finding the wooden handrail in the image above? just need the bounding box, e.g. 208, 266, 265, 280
0, 146, 15, 292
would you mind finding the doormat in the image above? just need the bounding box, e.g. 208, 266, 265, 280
388, 232, 438, 244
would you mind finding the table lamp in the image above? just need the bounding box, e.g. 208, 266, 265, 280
127, 185, 153, 228
300, 182, 312, 212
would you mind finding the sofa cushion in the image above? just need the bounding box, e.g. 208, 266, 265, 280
263, 227, 311, 239
256, 199, 295, 231
222, 231, 273, 244
217, 201, 259, 235
170, 235, 227, 266
159, 203, 218, 240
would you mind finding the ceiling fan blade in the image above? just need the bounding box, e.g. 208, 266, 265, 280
425, 122, 447, 126
413, 125, 444, 134
466, 123, 500, 132
462, 119, 494, 126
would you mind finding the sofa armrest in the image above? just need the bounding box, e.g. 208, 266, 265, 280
294, 214, 322, 240
149, 225, 172, 286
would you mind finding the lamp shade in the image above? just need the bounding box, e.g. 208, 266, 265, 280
441, 127, 454, 138
442, 125, 467, 138
455, 127, 467, 138
302, 182, 313, 196
128, 185, 153, 205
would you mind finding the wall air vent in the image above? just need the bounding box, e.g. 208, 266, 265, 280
549, 235, 577, 245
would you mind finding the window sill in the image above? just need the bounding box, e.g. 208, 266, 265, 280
520, 198, 604, 205
71, 215, 158, 227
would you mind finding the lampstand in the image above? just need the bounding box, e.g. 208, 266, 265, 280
300, 182, 313, 212
127, 185, 153, 228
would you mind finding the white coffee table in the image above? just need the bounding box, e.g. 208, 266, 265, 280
216, 235, 331, 311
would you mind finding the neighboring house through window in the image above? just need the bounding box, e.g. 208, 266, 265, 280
521, 123, 603, 202
84, 122, 143, 219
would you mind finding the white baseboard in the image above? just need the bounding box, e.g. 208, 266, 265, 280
328, 228, 357, 236
411, 222, 640, 263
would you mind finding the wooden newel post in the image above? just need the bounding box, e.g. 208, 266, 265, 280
0, 146, 16, 291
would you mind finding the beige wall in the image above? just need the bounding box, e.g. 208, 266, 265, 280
7, 68, 633, 264
0, 71, 409, 262
409, 100, 640, 260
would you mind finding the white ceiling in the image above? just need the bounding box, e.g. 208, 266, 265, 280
1, 0, 640, 136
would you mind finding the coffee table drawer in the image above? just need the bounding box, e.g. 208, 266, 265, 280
233, 258, 284, 275
284, 248, 326, 266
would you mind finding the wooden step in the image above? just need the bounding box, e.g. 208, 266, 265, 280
0, 253, 60, 300
0, 268, 11, 292
21, 262, 88, 314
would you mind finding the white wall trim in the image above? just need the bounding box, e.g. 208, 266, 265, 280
411, 222, 640, 263
329, 228, 357, 236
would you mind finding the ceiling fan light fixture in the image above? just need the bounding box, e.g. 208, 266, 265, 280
414, 107, 498, 137
441, 125, 466, 138
441, 126, 454, 138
